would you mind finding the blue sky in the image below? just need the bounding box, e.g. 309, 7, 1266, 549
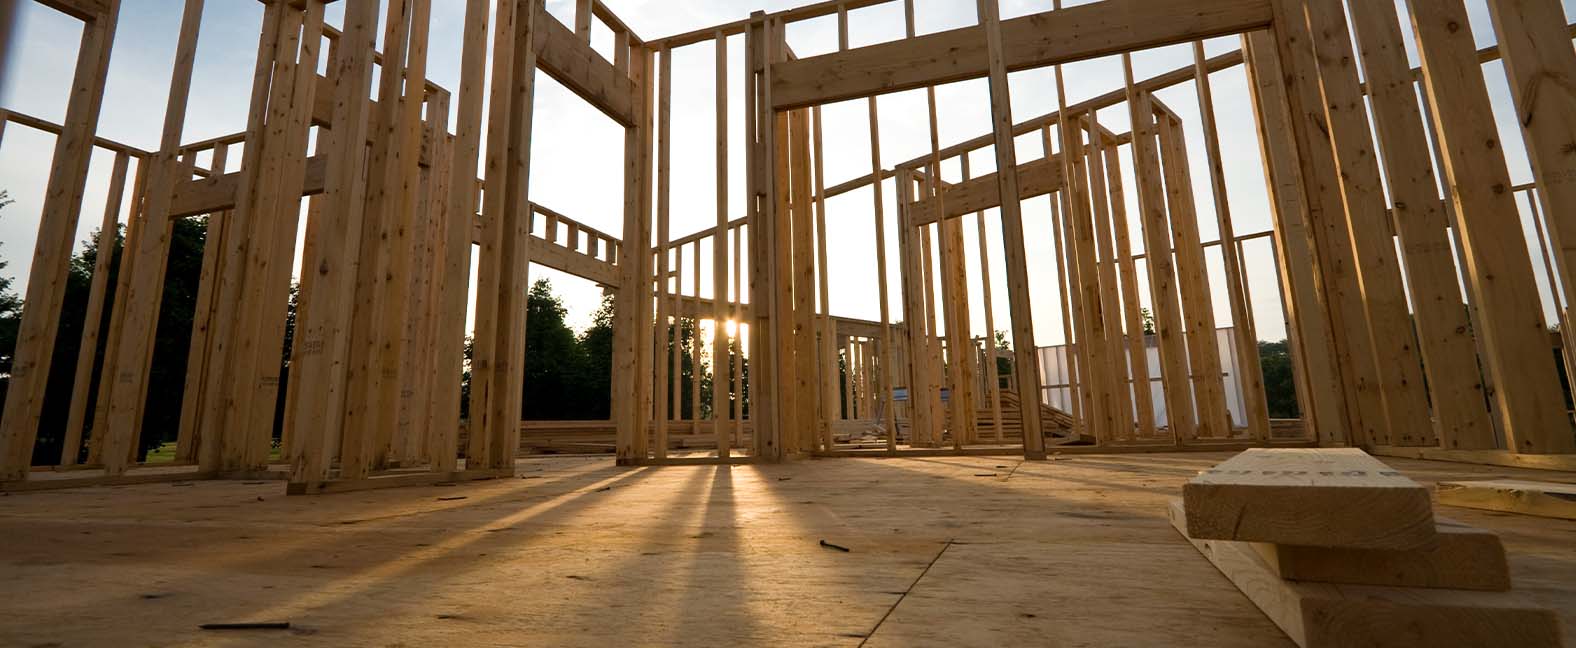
0, 0, 1570, 346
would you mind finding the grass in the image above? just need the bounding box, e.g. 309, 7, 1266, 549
141, 441, 282, 463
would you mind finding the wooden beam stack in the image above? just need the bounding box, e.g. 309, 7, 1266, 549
1171, 449, 1561, 647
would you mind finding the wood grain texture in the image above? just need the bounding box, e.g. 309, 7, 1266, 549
1183, 448, 1436, 549
771, 0, 1272, 109
907, 155, 1063, 228
1437, 480, 1576, 521
1251, 518, 1510, 591
1170, 499, 1561, 648
1408, 0, 1575, 454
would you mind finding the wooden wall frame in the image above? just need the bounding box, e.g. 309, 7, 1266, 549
5, 0, 1576, 492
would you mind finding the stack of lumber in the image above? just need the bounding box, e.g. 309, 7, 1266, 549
1169, 448, 1562, 648
976, 389, 1090, 443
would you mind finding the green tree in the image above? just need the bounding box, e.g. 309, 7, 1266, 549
521, 278, 584, 420
1258, 339, 1299, 419
573, 293, 615, 419
6, 212, 208, 465
0, 191, 23, 402
993, 329, 1011, 388
659, 316, 713, 419
492, 280, 748, 424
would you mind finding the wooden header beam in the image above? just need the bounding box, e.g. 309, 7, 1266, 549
771, 0, 1271, 110
535, 9, 638, 127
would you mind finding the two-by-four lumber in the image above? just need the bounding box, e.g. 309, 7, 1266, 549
613, 37, 653, 463
765, 25, 799, 457
77, 209, 127, 461
279, 134, 325, 459
284, 0, 378, 485
0, 0, 120, 480
478, 0, 539, 472
1192, 41, 1268, 442
691, 245, 703, 427
771, 0, 1273, 110
1183, 448, 1436, 549
1487, 0, 1576, 441
1060, 106, 1120, 444
189, 0, 292, 473
1240, 31, 1348, 446
917, 177, 943, 446
743, 13, 777, 460
790, 106, 820, 454
938, 172, 977, 447
1045, 126, 1086, 442
966, 155, 1007, 443
976, 0, 1043, 458
1437, 479, 1576, 521
654, 45, 673, 457
464, 0, 534, 471
1267, 1, 1385, 447
1102, 133, 1156, 439
814, 106, 839, 451
1124, 57, 1194, 441
1251, 517, 1511, 591
1084, 116, 1136, 442
343, 0, 420, 478
1345, 0, 1493, 450
86, 139, 151, 466
866, 93, 898, 453
1156, 110, 1230, 439
1168, 500, 1561, 648
227, 1, 331, 472
398, 88, 452, 465
58, 152, 129, 465
923, 76, 976, 448
896, 169, 937, 449
377, 0, 437, 467
1297, 0, 1435, 448
1407, 0, 1576, 454
176, 146, 228, 464
713, 30, 732, 458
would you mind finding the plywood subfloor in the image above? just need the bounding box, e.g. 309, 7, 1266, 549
1, 452, 1573, 646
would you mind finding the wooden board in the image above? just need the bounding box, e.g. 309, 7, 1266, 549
1370, 446, 1576, 472
770, 0, 1272, 109
1437, 480, 1576, 521
1183, 448, 1436, 549
1251, 518, 1510, 591
1168, 499, 1561, 648
1408, 0, 1575, 455
907, 154, 1064, 227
